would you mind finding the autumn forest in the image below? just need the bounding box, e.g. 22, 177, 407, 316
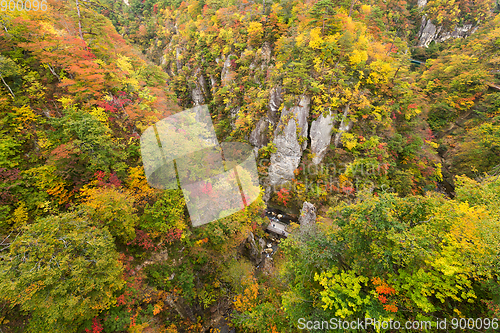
1, 0, 500, 332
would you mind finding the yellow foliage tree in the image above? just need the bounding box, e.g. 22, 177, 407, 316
233, 276, 260, 312
80, 186, 139, 242
8, 202, 28, 230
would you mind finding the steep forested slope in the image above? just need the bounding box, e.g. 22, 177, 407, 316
0, 0, 500, 332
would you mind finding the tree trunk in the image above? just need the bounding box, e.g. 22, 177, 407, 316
349, 0, 358, 17
75, 0, 85, 41
0, 73, 15, 99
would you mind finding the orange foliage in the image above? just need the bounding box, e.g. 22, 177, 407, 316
372, 277, 397, 296
383, 304, 398, 313
233, 276, 259, 312
372, 277, 398, 312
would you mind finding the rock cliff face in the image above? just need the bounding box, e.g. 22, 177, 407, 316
179, 41, 353, 189
229, 107, 240, 130
248, 86, 283, 149
418, 17, 477, 48
221, 54, 235, 86
268, 85, 283, 124
310, 109, 334, 165
246, 231, 263, 265
175, 46, 183, 71
417, 0, 478, 47
164, 293, 196, 322
191, 68, 207, 106
249, 42, 272, 72
249, 118, 271, 148
268, 95, 310, 186
333, 104, 353, 148
262, 256, 274, 275
298, 201, 317, 234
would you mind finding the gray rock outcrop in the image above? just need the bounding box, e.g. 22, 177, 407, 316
260, 42, 272, 68
333, 104, 353, 148
165, 293, 196, 322
209, 75, 216, 88
268, 86, 283, 124
221, 54, 235, 86
417, 0, 478, 48
258, 237, 266, 251
310, 109, 334, 165
417, 0, 426, 7
299, 201, 317, 234
191, 75, 207, 106
249, 85, 283, 151
250, 85, 283, 151
191, 69, 207, 106
246, 231, 262, 265
175, 47, 183, 72
262, 256, 274, 275
248, 42, 272, 72
229, 107, 240, 130
268, 95, 310, 186
249, 117, 271, 148
418, 17, 477, 48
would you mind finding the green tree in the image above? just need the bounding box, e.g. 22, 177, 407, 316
451, 120, 500, 177
0, 55, 20, 99
0, 212, 124, 332
279, 178, 500, 328
48, 107, 128, 176
140, 189, 187, 236
81, 186, 139, 242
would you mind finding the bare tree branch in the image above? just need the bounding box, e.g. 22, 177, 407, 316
46, 64, 61, 82
0, 73, 15, 99
75, 0, 85, 41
